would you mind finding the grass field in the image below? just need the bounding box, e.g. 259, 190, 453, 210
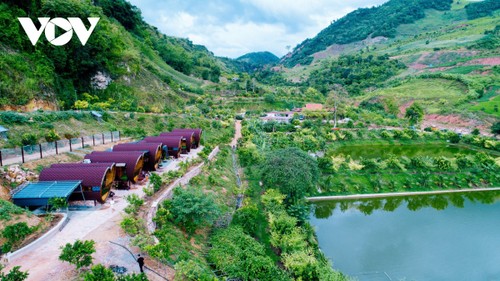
364, 78, 468, 113
469, 94, 500, 117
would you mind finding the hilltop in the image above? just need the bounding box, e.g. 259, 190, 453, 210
263, 0, 499, 132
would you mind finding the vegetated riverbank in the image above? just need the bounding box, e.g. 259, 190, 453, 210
308, 186, 500, 201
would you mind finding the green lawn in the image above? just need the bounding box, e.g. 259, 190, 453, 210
469, 94, 500, 117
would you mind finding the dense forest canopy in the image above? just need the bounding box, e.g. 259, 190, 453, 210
0, 0, 222, 109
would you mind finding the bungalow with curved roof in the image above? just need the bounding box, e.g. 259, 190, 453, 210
112, 142, 163, 170
84, 151, 145, 183
172, 128, 203, 148
39, 166, 113, 203
142, 136, 182, 159
160, 131, 194, 153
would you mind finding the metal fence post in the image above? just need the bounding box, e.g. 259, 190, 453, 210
21, 146, 25, 163
93, 135, 95, 146
55, 141, 58, 155
39, 144, 43, 159
69, 140, 72, 152
81, 137, 85, 148
111, 131, 114, 142
102, 133, 105, 144
118, 131, 121, 141
0, 150, 3, 166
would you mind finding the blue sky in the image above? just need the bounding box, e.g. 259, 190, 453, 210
128, 0, 388, 58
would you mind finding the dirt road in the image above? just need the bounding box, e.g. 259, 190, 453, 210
230, 120, 242, 147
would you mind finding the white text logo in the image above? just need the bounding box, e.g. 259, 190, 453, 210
18, 17, 100, 46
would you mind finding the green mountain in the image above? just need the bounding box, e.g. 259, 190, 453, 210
282, 0, 500, 67
237, 52, 279, 67
0, 0, 225, 112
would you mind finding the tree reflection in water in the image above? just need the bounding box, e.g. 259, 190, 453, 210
312, 191, 500, 218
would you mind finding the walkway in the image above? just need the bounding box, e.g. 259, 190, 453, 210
307, 187, 500, 201
3, 148, 204, 281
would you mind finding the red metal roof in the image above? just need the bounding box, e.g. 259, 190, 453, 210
84, 151, 144, 181
172, 128, 202, 143
50, 163, 115, 169
113, 143, 162, 158
160, 132, 194, 150
39, 166, 110, 188
143, 136, 182, 150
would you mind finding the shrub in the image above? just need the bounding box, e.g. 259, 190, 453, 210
120, 216, 142, 236
124, 194, 144, 215
208, 226, 290, 281
231, 204, 260, 236
59, 240, 95, 270
168, 187, 220, 234
45, 130, 61, 142
174, 260, 216, 281
84, 264, 114, 281
149, 173, 162, 192
2, 222, 33, 246
21, 133, 38, 146
0, 265, 29, 281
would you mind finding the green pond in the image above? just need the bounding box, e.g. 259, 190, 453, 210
327, 143, 492, 159
310, 191, 500, 281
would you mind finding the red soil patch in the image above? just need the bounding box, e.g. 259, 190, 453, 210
410, 63, 428, 70
463, 57, 500, 66
422, 114, 491, 134
398, 101, 414, 118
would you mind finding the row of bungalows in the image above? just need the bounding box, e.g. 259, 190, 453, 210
23, 128, 202, 205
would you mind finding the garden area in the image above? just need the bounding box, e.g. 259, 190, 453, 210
238, 118, 500, 197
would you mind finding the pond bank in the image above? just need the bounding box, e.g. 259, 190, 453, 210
307, 187, 500, 201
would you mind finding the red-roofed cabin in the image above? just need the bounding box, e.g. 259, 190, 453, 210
39, 166, 114, 203
112, 142, 163, 171
142, 136, 182, 158
84, 151, 145, 183
160, 131, 194, 153
172, 128, 202, 148
50, 162, 124, 188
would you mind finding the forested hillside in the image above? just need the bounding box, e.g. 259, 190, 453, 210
0, 0, 223, 112
283, 0, 455, 66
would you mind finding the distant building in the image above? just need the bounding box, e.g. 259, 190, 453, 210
304, 103, 324, 111
261, 111, 296, 123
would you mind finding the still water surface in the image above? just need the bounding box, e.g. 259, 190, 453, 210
310, 192, 500, 281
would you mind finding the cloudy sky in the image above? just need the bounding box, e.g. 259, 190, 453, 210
128, 0, 388, 58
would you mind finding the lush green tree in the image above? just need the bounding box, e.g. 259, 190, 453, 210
261, 147, 319, 204
0, 265, 29, 281
491, 122, 500, 136
405, 103, 424, 126
168, 186, 220, 234
59, 240, 96, 270
84, 264, 115, 281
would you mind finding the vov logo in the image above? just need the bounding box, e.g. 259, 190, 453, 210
18, 17, 100, 46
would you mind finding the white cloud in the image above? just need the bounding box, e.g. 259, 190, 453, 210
129, 0, 388, 58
